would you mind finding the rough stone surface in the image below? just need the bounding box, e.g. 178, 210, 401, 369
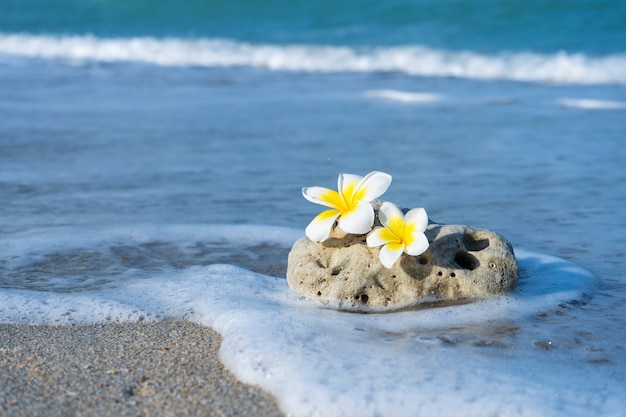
287, 223, 519, 311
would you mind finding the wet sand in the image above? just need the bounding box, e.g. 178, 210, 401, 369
0, 320, 286, 417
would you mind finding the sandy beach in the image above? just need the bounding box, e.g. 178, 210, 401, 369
0, 320, 286, 417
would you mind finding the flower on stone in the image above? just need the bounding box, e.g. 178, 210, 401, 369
366, 202, 429, 268
302, 171, 392, 243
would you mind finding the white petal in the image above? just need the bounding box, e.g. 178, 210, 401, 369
379, 243, 405, 268
366, 227, 393, 247
404, 207, 428, 232
337, 173, 363, 203
338, 173, 363, 191
355, 171, 392, 202
405, 232, 429, 256
305, 210, 340, 242
378, 201, 404, 230
337, 202, 374, 235
302, 186, 339, 209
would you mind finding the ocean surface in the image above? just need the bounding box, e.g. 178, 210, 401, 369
1, 0, 626, 415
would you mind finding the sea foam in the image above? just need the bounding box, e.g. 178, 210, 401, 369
1, 33, 626, 85
363, 89, 444, 103
2, 224, 620, 417
558, 98, 626, 110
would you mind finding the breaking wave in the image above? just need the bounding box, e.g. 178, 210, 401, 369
1, 33, 626, 85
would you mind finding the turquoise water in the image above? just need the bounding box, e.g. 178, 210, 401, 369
1, 1, 626, 416
2, 0, 626, 53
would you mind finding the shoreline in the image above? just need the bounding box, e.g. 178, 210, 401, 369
0, 320, 286, 417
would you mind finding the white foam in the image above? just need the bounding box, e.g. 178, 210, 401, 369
558, 98, 626, 109
3, 225, 620, 417
363, 89, 443, 103
1, 33, 626, 85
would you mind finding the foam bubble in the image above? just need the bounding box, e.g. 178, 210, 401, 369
1, 33, 625, 85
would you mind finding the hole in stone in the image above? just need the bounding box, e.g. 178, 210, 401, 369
317, 291, 322, 296
361, 294, 369, 303
489, 262, 497, 269
454, 250, 480, 270
437, 271, 443, 276
451, 272, 456, 277
462, 233, 490, 251
331, 268, 341, 276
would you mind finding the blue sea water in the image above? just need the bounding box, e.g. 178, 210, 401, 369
1, 1, 626, 416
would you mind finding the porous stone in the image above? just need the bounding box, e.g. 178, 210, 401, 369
286, 223, 519, 312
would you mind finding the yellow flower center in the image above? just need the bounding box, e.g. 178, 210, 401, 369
381, 213, 415, 247
319, 179, 366, 214
341, 180, 367, 209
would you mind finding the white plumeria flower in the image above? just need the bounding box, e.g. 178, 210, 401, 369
366, 202, 429, 268
302, 171, 392, 242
